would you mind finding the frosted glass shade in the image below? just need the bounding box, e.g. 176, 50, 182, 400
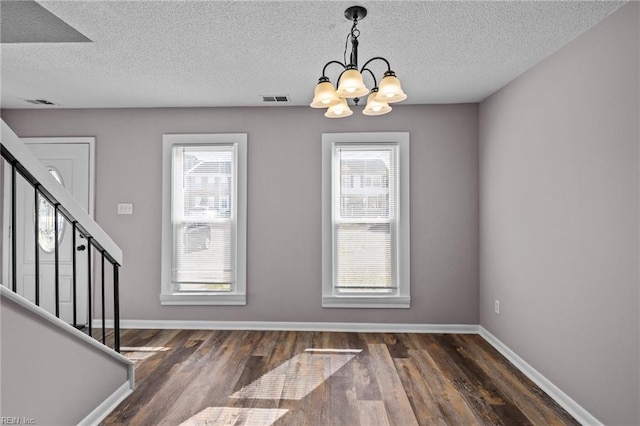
310, 80, 341, 108
374, 72, 407, 103
363, 89, 392, 116
324, 99, 353, 118
336, 68, 369, 98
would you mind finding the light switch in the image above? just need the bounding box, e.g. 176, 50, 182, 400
117, 203, 133, 215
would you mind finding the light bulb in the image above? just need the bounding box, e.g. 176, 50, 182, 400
374, 71, 407, 103
363, 88, 392, 116
325, 98, 353, 118
310, 78, 341, 108
336, 68, 369, 98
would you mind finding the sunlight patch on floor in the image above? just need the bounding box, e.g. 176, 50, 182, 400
121, 346, 171, 362
121, 346, 171, 352
178, 407, 288, 426
230, 352, 357, 400
304, 348, 363, 354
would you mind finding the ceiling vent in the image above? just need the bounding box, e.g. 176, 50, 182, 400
261, 95, 290, 103
25, 99, 56, 105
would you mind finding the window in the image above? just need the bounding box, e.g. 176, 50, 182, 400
322, 132, 410, 308
38, 167, 66, 253
161, 134, 247, 305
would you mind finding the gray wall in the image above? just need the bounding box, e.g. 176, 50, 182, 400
479, 3, 639, 425
0, 293, 130, 424
1, 104, 480, 324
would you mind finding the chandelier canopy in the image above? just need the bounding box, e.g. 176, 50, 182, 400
310, 6, 407, 118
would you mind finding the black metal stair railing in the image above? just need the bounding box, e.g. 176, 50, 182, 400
1, 143, 121, 353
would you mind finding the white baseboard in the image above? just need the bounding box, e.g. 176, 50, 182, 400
479, 326, 602, 426
77, 381, 134, 426
95, 319, 479, 334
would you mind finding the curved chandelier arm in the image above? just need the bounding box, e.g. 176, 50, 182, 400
321, 60, 347, 78
360, 67, 378, 88
359, 56, 392, 74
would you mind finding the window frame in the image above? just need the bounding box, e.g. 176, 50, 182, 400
322, 132, 410, 308
161, 133, 247, 305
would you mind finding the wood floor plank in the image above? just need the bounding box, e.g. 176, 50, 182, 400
394, 358, 449, 426
367, 343, 419, 426
267, 331, 298, 369
301, 354, 331, 426
251, 330, 281, 356
328, 375, 359, 426
296, 330, 316, 349
408, 348, 484, 425
383, 333, 411, 358
357, 400, 391, 426
348, 354, 382, 402
231, 354, 267, 393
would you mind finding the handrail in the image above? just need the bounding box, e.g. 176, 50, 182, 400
1, 120, 122, 265
1, 119, 123, 351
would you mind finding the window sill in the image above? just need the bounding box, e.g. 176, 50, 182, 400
322, 295, 410, 309
160, 292, 246, 306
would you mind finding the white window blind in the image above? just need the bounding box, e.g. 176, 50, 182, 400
333, 144, 398, 294
171, 145, 235, 292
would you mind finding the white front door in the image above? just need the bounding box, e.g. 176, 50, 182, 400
2, 138, 95, 325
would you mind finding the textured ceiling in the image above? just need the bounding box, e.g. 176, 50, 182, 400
0, 0, 626, 109
0, 0, 91, 44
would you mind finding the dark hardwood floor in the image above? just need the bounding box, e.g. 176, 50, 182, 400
100, 329, 578, 426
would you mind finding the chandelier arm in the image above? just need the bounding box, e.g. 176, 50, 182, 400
360, 68, 378, 89
321, 60, 347, 78
359, 56, 392, 74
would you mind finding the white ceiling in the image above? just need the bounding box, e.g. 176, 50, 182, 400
0, 0, 626, 109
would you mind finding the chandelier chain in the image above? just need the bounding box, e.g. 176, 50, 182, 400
343, 33, 350, 66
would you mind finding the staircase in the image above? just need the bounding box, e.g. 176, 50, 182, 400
0, 120, 133, 425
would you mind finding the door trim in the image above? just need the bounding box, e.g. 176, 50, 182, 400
21, 137, 96, 218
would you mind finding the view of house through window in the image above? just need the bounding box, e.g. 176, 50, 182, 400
172, 145, 235, 292
335, 146, 396, 293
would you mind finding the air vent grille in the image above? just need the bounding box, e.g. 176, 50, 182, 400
25, 99, 56, 105
261, 95, 290, 103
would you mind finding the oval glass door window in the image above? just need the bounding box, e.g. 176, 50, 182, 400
37, 167, 66, 253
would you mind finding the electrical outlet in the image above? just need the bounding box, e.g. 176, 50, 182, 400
117, 203, 133, 215
494, 299, 500, 315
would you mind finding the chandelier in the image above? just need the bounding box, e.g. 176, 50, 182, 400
310, 6, 407, 118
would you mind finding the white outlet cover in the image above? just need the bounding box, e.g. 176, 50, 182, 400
117, 203, 133, 215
